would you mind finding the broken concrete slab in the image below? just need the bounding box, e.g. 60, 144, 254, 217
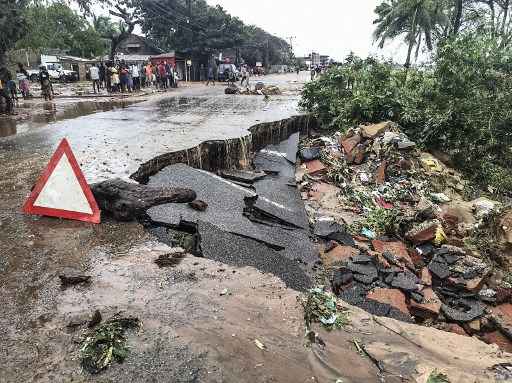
360, 121, 391, 138
198, 221, 311, 291
253, 149, 295, 178
91, 178, 197, 221
251, 175, 309, 229
219, 169, 266, 184
262, 132, 300, 164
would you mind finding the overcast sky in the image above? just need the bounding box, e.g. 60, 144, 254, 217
205, 0, 409, 62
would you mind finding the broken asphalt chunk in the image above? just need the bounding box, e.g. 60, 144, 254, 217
391, 271, 420, 292
59, 274, 91, 287
220, 169, 266, 184
441, 299, 485, 323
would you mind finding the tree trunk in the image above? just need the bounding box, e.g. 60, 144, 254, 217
404, 6, 419, 70
501, 0, 510, 38
452, 0, 463, 35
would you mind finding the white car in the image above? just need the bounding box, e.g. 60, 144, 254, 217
23, 63, 77, 82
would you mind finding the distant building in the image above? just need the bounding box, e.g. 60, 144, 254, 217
116, 34, 163, 56
300, 52, 331, 68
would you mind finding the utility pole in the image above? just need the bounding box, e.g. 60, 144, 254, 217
186, 0, 192, 82
265, 39, 270, 72
286, 36, 296, 54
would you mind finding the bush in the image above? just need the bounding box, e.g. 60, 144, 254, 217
300, 37, 512, 193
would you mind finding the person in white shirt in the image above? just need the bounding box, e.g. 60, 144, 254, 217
89, 64, 100, 94
131, 64, 140, 91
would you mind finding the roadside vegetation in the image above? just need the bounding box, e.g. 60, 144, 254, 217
301, 0, 512, 194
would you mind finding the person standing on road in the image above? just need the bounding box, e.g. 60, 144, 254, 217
99, 63, 106, 89
240, 65, 248, 87
165, 61, 173, 88
39, 65, 53, 101
17, 63, 31, 99
158, 61, 167, 89
206, 65, 215, 86
145, 62, 153, 88
131, 64, 140, 91
111, 67, 120, 93
89, 64, 100, 94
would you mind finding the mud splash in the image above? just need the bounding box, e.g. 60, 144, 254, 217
131, 114, 318, 183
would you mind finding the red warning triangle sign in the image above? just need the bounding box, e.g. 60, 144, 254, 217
23, 138, 101, 224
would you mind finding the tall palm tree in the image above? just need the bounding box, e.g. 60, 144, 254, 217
373, 0, 449, 68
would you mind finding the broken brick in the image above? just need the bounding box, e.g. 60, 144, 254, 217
420, 267, 432, 286
442, 210, 460, 229
322, 245, 359, 267
375, 161, 387, 185
372, 240, 413, 269
340, 134, 361, 155
481, 331, 512, 353
305, 160, 327, 176
406, 221, 439, 244
409, 288, 441, 318
360, 121, 391, 139
445, 323, 469, 336
367, 288, 409, 316
496, 287, 512, 304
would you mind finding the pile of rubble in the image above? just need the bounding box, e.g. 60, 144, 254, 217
224, 82, 282, 96
297, 121, 512, 352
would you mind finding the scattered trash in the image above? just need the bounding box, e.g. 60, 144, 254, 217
302, 287, 350, 331
220, 288, 229, 296
254, 339, 266, 350
80, 315, 141, 374
426, 370, 450, 383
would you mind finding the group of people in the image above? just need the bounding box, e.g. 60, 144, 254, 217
88, 61, 179, 94
0, 63, 54, 114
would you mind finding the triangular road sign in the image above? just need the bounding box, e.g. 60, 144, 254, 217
23, 138, 100, 224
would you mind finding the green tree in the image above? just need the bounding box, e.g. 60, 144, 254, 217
16, 2, 106, 58
0, 0, 29, 67
373, 0, 449, 67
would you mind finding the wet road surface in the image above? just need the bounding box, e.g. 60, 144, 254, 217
0, 73, 314, 382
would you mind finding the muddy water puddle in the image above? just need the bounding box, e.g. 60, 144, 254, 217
0, 100, 137, 138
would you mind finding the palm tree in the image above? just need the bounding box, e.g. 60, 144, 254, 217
373, 0, 449, 68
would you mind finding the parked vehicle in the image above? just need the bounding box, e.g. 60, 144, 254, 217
217, 63, 240, 82
24, 63, 78, 82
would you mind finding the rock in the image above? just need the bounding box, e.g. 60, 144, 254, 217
372, 240, 413, 269
340, 134, 361, 155
375, 161, 387, 185
225, 85, 240, 94
420, 267, 433, 286
59, 274, 91, 287
428, 256, 451, 279
300, 147, 322, 161
254, 82, 265, 91
406, 220, 440, 244
323, 245, 359, 267
501, 210, 512, 244
91, 178, 197, 221
360, 121, 391, 139
189, 200, 208, 211
409, 288, 441, 318
305, 160, 327, 175
481, 331, 512, 353
367, 288, 410, 316
441, 299, 485, 323
313, 219, 345, 238
391, 271, 420, 292
331, 267, 354, 294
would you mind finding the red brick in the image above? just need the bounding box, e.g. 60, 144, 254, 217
367, 288, 409, 315
445, 323, 469, 336
339, 134, 361, 155
409, 288, 441, 318
375, 161, 387, 185
305, 160, 327, 176
406, 222, 438, 244
481, 331, 512, 353
493, 303, 512, 324
322, 245, 358, 266
420, 267, 432, 286
372, 240, 413, 269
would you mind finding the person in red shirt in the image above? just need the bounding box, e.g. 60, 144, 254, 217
158, 62, 167, 89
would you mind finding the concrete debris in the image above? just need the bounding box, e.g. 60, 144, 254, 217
298, 120, 512, 350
